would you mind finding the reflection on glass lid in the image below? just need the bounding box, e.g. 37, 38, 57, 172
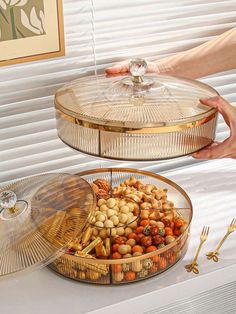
55, 59, 218, 128
0, 173, 95, 278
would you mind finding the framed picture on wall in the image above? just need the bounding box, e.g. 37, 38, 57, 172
0, 0, 65, 66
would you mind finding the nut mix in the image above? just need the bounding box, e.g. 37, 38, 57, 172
53, 176, 188, 283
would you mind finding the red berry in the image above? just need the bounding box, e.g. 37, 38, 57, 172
162, 218, 171, 227
174, 228, 181, 236
141, 236, 152, 247
136, 233, 145, 244
150, 226, 159, 236
112, 244, 120, 252
115, 236, 126, 244
153, 235, 164, 246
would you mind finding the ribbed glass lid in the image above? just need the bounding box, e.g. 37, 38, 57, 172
55, 59, 218, 129
0, 173, 95, 278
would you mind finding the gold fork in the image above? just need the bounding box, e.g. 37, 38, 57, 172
207, 218, 236, 262
185, 226, 210, 274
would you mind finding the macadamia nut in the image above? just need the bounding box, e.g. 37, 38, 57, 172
104, 220, 114, 228
97, 199, 106, 206
110, 215, 119, 226
96, 213, 106, 222
118, 213, 128, 224
106, 198, 116, 208
116, 227, 125, 236
107, 209, 115, 218
94, 221, 104, 228
120, 206, 129, 214
100, 204, 108, 212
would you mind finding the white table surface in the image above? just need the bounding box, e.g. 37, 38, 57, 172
1, 159, 236, 314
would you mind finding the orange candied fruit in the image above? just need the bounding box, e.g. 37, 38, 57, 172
169, 253, 177, 264
146, 245, 157, 253
159, 257, 168, 270
124, 271, 136, 281
112, 252, 122, 259
152, 254, 160, 263
149, 264, 159, 274
140, 219, 150, 227
165, 227, 174, 236
136, 226, 144, 234
112, 264, 122, 273
112, 243, 120, 252
128, 232, 137, 239
174, 218, 185, 228
132, 245, 144, 254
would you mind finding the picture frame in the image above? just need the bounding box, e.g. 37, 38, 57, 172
0, 0, 65, 66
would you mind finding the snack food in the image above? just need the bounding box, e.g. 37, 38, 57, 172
50, 172, 190, 284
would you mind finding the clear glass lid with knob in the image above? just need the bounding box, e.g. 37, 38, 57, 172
55, 58, 218, 129
0, 173, 95, 278
55, 58, 219, 160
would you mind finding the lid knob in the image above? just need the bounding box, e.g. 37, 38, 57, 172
0, 191, 17, 214
0, 190, 28, 219
129, 59, 147, 84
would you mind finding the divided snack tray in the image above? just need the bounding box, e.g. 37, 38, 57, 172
49, 168, 192, 285
55, 59, 218, 161
0, 169, 192, 285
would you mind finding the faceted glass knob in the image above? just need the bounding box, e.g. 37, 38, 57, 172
129, 59, 147, 82
0, 190, 28, 220
0, 191, 17, 211
120, 58, 153, 88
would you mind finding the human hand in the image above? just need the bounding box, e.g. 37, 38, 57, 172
105, 59, 165, 75
193, 96, 236, 159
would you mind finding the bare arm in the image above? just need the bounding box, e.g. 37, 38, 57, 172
156, 28, 236, 79
106, 28, 236, 79
106, 28, 236, 160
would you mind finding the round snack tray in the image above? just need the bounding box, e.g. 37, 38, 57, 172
49, 168, 192, 285
55, 59, 218, 161
0, 168, 192, 285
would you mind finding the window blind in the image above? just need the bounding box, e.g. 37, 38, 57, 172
0, 0, 236, 186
